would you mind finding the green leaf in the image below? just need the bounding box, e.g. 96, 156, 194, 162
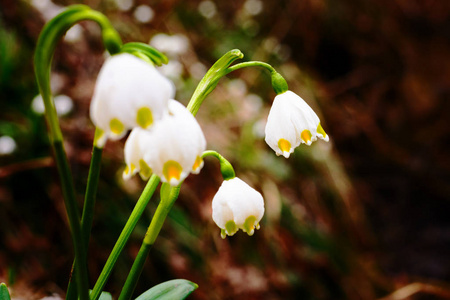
0, 283, 11, 300
135, 279, 198, 300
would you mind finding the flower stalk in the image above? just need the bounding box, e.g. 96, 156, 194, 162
201, 150, 235, 180
35, 5, 122, 300
90, 175, 160, 300
118, 183, 181, 300
65, 140, 103, 300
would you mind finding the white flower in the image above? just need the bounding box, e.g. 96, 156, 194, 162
265, 90, 329, 158
90, 53, 175, 147
123, 100, 206, 186
212, 177, 264, 239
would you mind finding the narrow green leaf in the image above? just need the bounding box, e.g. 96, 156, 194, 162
135, 279, 198, 300
0, 283, 11, 300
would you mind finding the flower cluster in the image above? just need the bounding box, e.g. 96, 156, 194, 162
90, 53, 205, 186
90, 50, 329, 238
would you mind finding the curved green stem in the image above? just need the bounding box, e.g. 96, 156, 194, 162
118, 184, 181, 300
186, 50, 288, 116
66, 141, 103, 300
226, 61, 276, 73
186, 49, 243, 116
34, 6, 122, 300
202, 150, 235, 180
35, 5, 122, 144
90, 175, 160, 300
227, 61, 288, 94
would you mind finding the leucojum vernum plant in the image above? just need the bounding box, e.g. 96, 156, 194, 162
0, 4, 329, 300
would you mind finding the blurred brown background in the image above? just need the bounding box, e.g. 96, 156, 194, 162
0, 0, 450, 299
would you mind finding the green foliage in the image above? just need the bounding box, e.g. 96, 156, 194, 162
135, 279, 197, 300
0, 283, 11, 300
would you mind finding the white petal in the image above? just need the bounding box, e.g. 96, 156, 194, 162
138, 100, 206, 185
211, 177, 264, 237
265, 90, 328, 157
90, 53, 175, 145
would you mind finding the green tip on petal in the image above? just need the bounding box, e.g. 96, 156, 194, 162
109, 118, 125, 136
136, 107, 153, 129
317, 123, 327, 138
225, 220, 238, 236
243, 215, 257, 235
94, 127, 105, 146
139, 159, 152, 180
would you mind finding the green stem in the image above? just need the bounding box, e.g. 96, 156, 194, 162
34, 6, 122, 300
53, 140, 90, 300
35, 5, 122, 144
90, 175, 160, 300
201, 150, 235, 180
66, 141, 103, 300
227, 61, 288, 94
186, 49, 243, 116
186, 50, 287, 115
226, 61, 276, 73
118, 184, 181, 300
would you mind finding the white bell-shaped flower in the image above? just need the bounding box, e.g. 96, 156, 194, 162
123, 100, 206, 186
265, 91, 329, 158
90, 53, 175, 147
212, 177, 264, 239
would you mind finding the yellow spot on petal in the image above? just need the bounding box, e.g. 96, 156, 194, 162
130, 163, 136, 173
278, 139, 291, 153
110, 118, 124, 135
192, 156, 203, 172
243, 215, 257, 235
136, 107, 153, 129
225, 220, 237, 236
124, 165, 130, 175
139, 159, 152, 179
301, 129, 312, 143
162, 160, 183, 183
94, 128, 104, 145
317, 123, 327, 138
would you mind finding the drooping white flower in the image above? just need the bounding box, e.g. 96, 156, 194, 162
212, 177, 264, 239
265, 90, 329, 158
123, 100, 206, 186
122, 128, 152, 181
90, 53, 175, 147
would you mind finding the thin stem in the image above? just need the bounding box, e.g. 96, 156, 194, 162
118, 185, 181, 300
53, 141, 89, 300
202, 150, 235, 180
226, 61, 276, 74
186, 49, 243, 116
90, 175, 160, 300
34, 6, 122, 300
66, 142, 103, 300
